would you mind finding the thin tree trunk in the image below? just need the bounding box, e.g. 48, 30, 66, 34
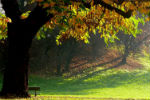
121, 43, 129, 64
56, 48, 62, 76
64, 41, 76, 72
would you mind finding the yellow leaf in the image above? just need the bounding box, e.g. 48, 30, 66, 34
36, 0, 43, 2
145, 17, 150, 22
43, 3, 49, 8
50, 2, 55, 7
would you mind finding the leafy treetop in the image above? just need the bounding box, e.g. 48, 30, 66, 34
0, 0, 150, 44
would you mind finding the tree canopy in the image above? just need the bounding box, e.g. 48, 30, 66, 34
0, 0, 150, 97
0, 0, 150, 44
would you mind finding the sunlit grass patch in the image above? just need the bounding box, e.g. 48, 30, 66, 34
0, 49, 150, 99
138, 50, 150, 69
28, 66, 150, 99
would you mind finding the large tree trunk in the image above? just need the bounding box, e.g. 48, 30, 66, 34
0, 0, 53, 97
0, 22, 34, 97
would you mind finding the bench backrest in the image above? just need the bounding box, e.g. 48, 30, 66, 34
28, 87, 40, 91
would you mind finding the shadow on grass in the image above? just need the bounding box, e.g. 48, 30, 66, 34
80, 61, 123, 80
29, 63, 150, 96
68, 56, 122, 78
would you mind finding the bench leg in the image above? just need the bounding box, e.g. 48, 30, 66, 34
35, 90, 36, 97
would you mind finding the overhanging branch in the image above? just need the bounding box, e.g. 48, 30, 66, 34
95, 0, 132, 18
1, 0, 21, 22
72, 0, 132, 18
25, 5, 53, 33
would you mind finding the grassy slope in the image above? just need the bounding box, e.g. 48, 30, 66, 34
29, 70, 150, 99
28, 53, 150, 99
0, 51, 149, 99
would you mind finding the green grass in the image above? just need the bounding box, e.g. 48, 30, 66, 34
27, 52, 150, 99
138, 51, 150, 70
28, 69, 150, 99
0, 53, 150, 100
28, 54, 150, 100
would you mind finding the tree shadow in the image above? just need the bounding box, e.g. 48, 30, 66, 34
67, 56, 122, 77
30, 66, 150, 96
80, 60, 124, 80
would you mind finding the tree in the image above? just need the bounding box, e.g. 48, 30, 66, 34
0, 0, 53, 97
117, 24, 150, 64
0, 0, 150, 98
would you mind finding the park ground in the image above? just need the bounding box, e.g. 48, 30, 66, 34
0, 48, 150, 100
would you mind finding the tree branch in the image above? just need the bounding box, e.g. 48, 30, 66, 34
73, 0, 132, 18
95, 0, 132, 18
25, 5, 53, 33
17, 0, 37, 13
1, 0, 22, 22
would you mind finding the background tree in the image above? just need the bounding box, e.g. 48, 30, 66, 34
0, 0, 150, 98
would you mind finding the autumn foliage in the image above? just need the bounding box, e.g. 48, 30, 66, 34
0, 0, 150, 44
0, 0, 149, 97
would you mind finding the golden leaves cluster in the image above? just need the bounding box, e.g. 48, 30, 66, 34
0, 0, 150, 43
43, 0, 150, 44
0, 14, 11, 39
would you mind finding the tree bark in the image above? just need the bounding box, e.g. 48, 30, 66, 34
0, 21, 34, 97
0, 0, 53, 97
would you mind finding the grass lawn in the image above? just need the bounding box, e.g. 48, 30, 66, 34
27, 54, 150, 99
0, 54, 150, 100
28, 69, 150, 99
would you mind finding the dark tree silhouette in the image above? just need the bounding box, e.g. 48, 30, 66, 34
0, 0, 53, 97
0, 0, 146, 98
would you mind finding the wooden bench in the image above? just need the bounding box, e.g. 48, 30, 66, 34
28, 86, 40, 96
